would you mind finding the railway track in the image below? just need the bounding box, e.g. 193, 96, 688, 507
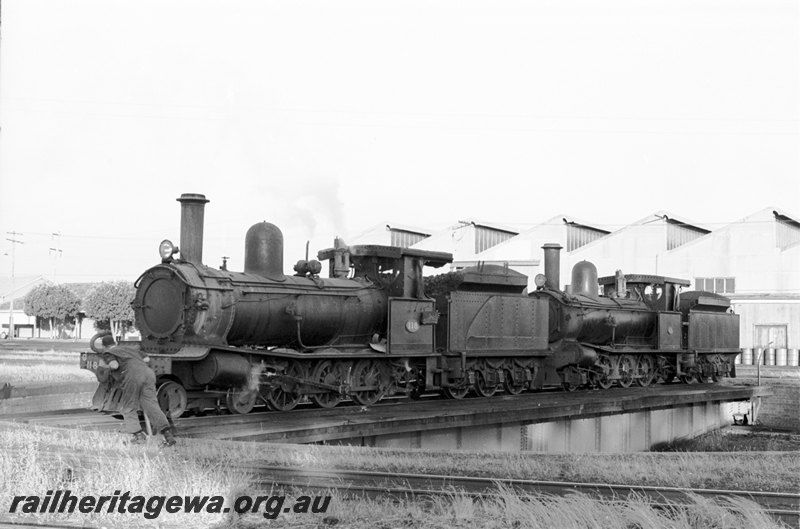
0, 522, 97, 529
2, 444, 797, 527
254, 465, 799, 526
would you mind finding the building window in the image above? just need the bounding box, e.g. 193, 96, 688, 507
694, 277, 735, 294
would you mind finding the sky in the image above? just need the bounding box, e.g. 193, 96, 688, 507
0, 0, 798, 284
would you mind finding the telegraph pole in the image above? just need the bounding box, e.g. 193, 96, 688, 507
6, 232, 24, 339
49, 232, 62, 282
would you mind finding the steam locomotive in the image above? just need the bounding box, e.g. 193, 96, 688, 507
81, 194, 739, 418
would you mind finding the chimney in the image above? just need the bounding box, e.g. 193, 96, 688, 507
176, 193, 209, 265
541, 243, 562, 290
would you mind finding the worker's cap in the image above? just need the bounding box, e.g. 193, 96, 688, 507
101, 336, 116, 347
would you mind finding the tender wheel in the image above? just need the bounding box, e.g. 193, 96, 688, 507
618, 355, 636, 388
264, 361, 304, 412
474, 371, 498, 398
592, 356, 613, 390
679, 373, 697, 385
503, 370, 527, 395
156, 380, 188, 420
635, 355, 656, 387
310, 360, 345, 409
351, 359, 387, 406
226, 388, 256, 414
442, 384, 470, 399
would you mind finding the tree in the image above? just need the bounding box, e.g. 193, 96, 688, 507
83, 281, 136, 339
424, 270, 465, 299
22, 283, 81, 339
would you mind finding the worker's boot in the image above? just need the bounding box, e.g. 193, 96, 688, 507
128, 431, 147, 444
161, 427, 177, 447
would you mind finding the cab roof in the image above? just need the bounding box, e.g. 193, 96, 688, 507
597, 274, 690, 287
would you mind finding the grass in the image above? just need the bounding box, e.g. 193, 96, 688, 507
653, 426, 800, 452
214, 489, 785, 529
0, 426, 789, 529
2, 423, 798, 493
1, 426, 247, 528
0, 350, 96, 385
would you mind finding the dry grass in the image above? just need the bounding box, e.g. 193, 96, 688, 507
0, 350, 96, 385
210, 486, 786, 529
163, 439, 800, 494
1, 426, 250, 528
653, 427, 800, 452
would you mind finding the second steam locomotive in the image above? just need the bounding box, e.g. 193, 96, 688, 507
82, 194, 740, 417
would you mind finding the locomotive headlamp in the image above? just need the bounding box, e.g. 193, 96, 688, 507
534, 274, 547, 288
159, 239, 177, 261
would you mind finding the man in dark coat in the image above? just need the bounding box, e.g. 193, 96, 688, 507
97, 335, 176, 446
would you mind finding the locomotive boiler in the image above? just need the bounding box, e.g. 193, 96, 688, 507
81, 193, 740, 419
135, 196, 392, 352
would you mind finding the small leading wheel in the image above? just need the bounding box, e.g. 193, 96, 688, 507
351, 359, 387, 406
157, 380, 188, 420
310, 360, 345, 409
442, 384, 470, 399
560, 366, 582, 392
473, 371, 498, 398
503, 370, 527, 395
226, 388, 256, 414
618, 355, 636, 388
264, 360, 304, 412
635, 356, 656, 387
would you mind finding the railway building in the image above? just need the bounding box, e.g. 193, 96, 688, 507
347, 222, 431, 248
564, 212, 711, 277
451, 215, 610, 290
410, 219, 518, 265
659, 208, 800, 367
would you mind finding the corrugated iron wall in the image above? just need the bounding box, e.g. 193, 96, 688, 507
666, 222, 707, 250
474, 226, 516, 253
390, 230, 428, 248
566, 224, 608, 252
776, 218, 800, 250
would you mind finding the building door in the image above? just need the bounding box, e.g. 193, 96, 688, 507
754, 325, 787, 365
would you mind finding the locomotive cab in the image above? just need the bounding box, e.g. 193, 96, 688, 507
598, 273, 690, 313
